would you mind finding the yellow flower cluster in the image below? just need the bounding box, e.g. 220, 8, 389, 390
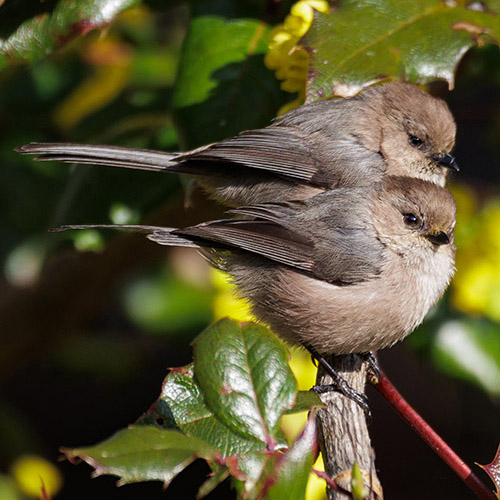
451, 185, 500, 321
265, 0, 329, 112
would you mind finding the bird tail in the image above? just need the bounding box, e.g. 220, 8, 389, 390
52, 223, 226, 271
15, 143, 180, 173
51, 224, 199, 248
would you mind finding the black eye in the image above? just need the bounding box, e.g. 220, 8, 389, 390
408, 135, 423, 147
403, 213, 421, 227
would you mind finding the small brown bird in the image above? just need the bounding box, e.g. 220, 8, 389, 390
16, 82, 457, 207
57, 176, 456, 356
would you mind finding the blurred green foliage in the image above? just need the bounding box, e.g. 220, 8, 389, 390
1, 1, 500, 499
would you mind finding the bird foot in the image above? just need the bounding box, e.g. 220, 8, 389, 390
305, 345, 371, 416
363, 351, 380, 385
311, 382, 371, 416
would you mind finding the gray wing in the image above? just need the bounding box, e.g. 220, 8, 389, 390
15, 127, 318, 183
231, 194, 385, 285
176, 127, 318, 182
228, 201, 304, 224
172, 220, 315, 272
53, 221, 316, 273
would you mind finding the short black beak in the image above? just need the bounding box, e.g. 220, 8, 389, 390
426, 231, 450, 246
431, 152, 459, 172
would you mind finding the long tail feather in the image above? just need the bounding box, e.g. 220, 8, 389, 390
51, 224, 199, 248
15, 143, 178, 173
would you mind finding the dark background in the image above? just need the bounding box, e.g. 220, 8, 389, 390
1, 1, 500, 499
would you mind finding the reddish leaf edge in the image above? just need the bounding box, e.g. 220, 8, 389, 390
373, 370, 497, 500
476, 443, 500, 499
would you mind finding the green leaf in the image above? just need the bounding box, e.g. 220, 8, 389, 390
305, 0, 500, 100
138, 365, 264, 456
0, 0, 139, 69
284, 390, 324, 414
172, 13, 285, 148
351, 462, 369, 500
232, 451, 277, 499
263, 416, 317, 500
193, 319, 297, 447
63, 426, 215, 487
431, 318, 500, 396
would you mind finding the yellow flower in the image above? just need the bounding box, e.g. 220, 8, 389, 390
451, 190, 500, 321
265, 1, 329, 111
11, 455, 62, 498
211, 269, 254, 322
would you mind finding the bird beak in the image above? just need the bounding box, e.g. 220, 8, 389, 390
426, 231, 450, 246
430, 152, 459, 172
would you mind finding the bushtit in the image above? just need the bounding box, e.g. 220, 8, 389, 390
57, 176, 456, 357
16, 82, 458, 207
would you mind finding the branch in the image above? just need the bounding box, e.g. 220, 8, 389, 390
312, 469, 354, 498
315, 354, 383, 500
373, 370, 496, 500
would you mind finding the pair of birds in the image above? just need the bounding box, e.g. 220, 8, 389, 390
17, 82, 458, 403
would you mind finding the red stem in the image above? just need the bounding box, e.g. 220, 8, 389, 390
373, 371, 496, 500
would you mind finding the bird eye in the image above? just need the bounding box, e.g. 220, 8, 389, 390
403, 213, 421, 227
408, 135, 423, 147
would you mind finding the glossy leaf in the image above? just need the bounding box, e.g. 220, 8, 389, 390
284, 390, 324, 414
138, 364, 264, 456
477, 443, 500, 498
263, 416, 317, 500
193, 319, 297, 447
63, 426, 215, 486
0, 0, 139, 69
305, 0, 500, 100
172, 12, 285, 148
232, 451, 277, 499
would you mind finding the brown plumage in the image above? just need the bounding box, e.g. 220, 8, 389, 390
55, 176, 456, 355
15, 82, 457, 207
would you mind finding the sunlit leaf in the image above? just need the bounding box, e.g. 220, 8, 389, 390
263, 416, 317, 500
0, 0, 140, 69
172, 9, 285, 148
63, 426, 215, 487
305, 0, 500, 100
193, 319, 297, 447
284, 391, 324, 414
477, 443, 500, 498
138, 364, 264, 456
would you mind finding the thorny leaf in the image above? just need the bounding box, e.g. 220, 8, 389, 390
0, 0, 139, 68
304, 0, 500, 100
193, 319, 298, 447
477, 443, 500, 498
62, 426, 215, 487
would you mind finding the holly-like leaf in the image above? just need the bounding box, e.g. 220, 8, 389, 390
284, 390, 324, 414
172, 8, 285, 148
62, 426, 215, 487
138, 364, 265, 457
232, 451, 278, 499
193, 319, 297, 448
262, 416, 318, 500
0, 0, 139, 69
304, 0, 500, 100
477, 443, 500, 497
